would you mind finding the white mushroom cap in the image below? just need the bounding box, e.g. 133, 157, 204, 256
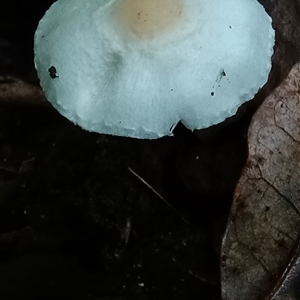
34, 0, 275, 139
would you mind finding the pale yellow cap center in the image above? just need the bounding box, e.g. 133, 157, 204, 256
112, 0, 184, 39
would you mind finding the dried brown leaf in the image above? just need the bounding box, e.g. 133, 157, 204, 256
221, 63, 300, 300
0, 76, 47, 105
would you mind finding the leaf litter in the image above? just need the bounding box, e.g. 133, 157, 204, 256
221, 63, 300, 300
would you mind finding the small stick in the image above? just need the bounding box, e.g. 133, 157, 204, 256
128, 167, 189, 224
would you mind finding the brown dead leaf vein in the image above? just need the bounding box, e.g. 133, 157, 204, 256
260, 175, 300, 217
269, 224, 295, 244
273, 113, 300, 143
238, 240, 272, 277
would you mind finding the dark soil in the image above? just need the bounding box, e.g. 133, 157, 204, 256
0, 2, 254, 300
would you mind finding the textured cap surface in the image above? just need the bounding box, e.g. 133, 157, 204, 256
34, 0, 275, 139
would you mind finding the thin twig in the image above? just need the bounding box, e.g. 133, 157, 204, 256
128, 167, 189, 224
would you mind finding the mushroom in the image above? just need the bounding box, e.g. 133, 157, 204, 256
34, 0, 275, 139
